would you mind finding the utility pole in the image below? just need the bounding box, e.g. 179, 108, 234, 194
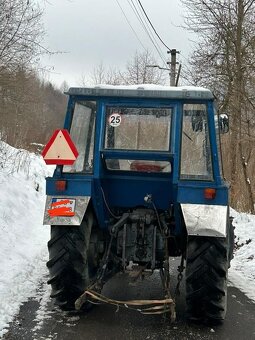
146, 49, 180, 86
167, 49, 179, 86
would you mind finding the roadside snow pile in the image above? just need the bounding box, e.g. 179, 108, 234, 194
0, 141, 53, 337
229, 209, 255, 301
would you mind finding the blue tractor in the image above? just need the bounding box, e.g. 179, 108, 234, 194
43, 85, 233, 323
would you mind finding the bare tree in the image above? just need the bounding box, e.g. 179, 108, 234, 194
121, 50, 166, 85
80, 64, 121, 86
79, 73, 90, 86
83, 50, 165, 86
91, 62, 105, 84
60, 80, 69, 93
182, 0, 255, 212
104, 67, 122, 85
90, 63, 122, 85
0, 0, 47, 75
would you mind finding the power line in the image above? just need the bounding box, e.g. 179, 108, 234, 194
127, 0, 167, 65
129, 0, 159, 51
115, 0, 147, 52
115, 0, 168, 66
134, 0, 168, 65
136, 0, 172, 52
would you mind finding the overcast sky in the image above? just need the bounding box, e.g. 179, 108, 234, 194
40, 0, 193, 88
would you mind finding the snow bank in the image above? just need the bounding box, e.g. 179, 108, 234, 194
229, 209, 255, 301
0, 141, 53, 337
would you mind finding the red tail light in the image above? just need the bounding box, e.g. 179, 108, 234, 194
55, 180, 67, 192
204, 188, 216, 199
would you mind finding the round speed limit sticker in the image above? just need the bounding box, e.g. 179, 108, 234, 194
108, 113, 121, 127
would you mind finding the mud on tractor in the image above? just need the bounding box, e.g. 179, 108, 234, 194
43, 85, 234, 324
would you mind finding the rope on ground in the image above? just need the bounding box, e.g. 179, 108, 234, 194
75, 289, 175, 316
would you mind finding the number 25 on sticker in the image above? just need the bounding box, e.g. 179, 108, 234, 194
109, 113, 121, 127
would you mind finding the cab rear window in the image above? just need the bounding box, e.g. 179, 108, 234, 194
105, 106, 172, 151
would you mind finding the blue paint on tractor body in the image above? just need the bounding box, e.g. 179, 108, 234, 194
46, 86, 229, 234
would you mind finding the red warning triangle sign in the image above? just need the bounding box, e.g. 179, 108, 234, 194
42, 129, 79, 165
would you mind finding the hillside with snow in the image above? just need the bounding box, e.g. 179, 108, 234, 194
0, 141, 254, 337
0, 141, 53, 337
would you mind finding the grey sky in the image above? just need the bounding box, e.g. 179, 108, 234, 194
41, 0, 192, 87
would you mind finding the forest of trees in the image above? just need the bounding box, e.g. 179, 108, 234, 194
0, 68, 67, 150
0, 0, 66, 151
0, 0, 254, 212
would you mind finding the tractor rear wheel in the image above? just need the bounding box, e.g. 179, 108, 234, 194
185, 235, 229, 324
47, 209, 100, 310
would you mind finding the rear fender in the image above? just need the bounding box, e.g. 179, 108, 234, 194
181, 204, 227, 237
43, 195, 90, 225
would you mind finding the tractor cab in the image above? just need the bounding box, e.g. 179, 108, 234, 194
44, 85, 227, 231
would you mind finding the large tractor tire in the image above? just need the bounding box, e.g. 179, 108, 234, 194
47, 210, 101, 310
185, 232, 231, 324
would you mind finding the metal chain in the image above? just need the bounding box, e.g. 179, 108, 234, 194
174, 255, 185, 297
97, 233, 114, 282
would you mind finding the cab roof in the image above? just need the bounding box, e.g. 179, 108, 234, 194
66, 84, 214, 100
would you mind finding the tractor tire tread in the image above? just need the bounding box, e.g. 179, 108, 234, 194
186, 236, 229, 323
47, 219, 92, 310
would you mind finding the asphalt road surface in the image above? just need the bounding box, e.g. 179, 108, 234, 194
3, 258, 255, 340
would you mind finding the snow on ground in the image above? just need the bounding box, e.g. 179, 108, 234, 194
228, 209, 255, 301
0, 141, 53, 337
32, 282, 53, 333
0, 141, 254, 337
